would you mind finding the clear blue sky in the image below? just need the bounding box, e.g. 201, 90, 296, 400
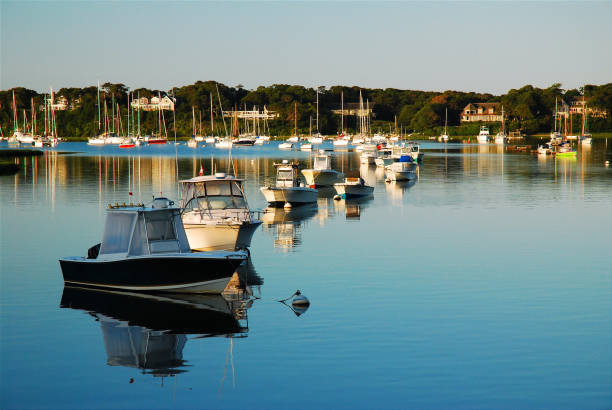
2, 1, 611, 94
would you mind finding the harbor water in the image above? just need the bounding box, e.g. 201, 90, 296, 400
1, 141, 611, 409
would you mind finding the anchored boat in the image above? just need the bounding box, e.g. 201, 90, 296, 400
334, 177, 374, 199
59, 200, 247, 293
301, 152, 344, 187
261, 160, 318, 207
180, 173, 262, 251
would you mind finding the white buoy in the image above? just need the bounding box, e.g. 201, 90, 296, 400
284, 202, 292, 209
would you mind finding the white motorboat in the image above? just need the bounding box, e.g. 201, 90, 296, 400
375, 147, 393, 168
59, 200, 247, 294
537, 142, 552, 155
261, 160, 318, 207
215, 138, 233, 149
88, 137, 106, 145
406, 141, 424, 162
308, 134, 324, 144
334, 177, 374, 199
180, 173, 262, 251
205, 136, 217, 144
385, 152, 417, 181
301, 152, 345, 187
254, 137, 265, 145
494, 106, 507, 144
300, 143, 312, 151
581, 136, 592, 145
476, 126, 490, 143
195, 135, 205, 142
287, 136, 299, 143
360, 144, 378, 165
279, 142, 293, 150
333, 138, 349, 147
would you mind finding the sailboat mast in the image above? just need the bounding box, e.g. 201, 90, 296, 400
12, 91, 18, 132
210, 92, 214, 135
554, 97, 558, 133
581, 87, 585, 136
137, 92, 141, 137
341, 91, 344, 135
294, 102, 297, 137
97, 81, 101, 131
316, 88, 319, 133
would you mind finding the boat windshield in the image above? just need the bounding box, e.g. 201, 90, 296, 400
277, 170, 294, 180
182, 180, 246, 210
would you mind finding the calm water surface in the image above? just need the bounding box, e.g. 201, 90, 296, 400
1, 141, 611, 409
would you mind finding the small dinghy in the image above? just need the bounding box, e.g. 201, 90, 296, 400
59, 199, 247, 293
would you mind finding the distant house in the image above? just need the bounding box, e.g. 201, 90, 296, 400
568, 98, 607, 118
48, 95, 69, 111
131, 95, 176, 111
331, 102, 375, 117
461, 103, 502, 122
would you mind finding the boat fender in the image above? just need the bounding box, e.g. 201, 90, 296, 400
333, 194, 342, 201
284, 202, 292, 209
292, 290, 310, 307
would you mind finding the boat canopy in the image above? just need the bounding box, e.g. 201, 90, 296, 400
313, 155, 330, 170
99, 207, 190, 259
180, 177, 247, 211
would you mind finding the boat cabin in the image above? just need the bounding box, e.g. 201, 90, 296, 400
180, 173, 251, 221
274, 160, 301, 188
313, 154, 331, 171
97, 205, 191, 260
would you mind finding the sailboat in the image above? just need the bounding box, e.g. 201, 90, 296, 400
580, 87, 592, 145
439, 107, 449, 142
308, 88, 323, 144
187, 107, 199, 148
280, 103, 298, 150
333, 92, 349, 147
147, 93, 169, 144
494, 106, 507, 144
550, 97, 563, 141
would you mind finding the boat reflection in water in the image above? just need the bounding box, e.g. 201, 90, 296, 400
333, 196, 374, 220
262, 204, 318, 251
60, 284, 255, 379
385, 179, 417, 202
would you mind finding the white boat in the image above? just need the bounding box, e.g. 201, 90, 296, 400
59, 200, 247, 294
439, 108, 449, 142
287, 136, 299, 143
385, 151, 417, 181
205, 136, 217, 144
581, 136, 592, 145
334, 177, 374, 199
372, 133, 387, 143
195, 135, 205, 142
300, 143, 312, 151
88, 137, 106, 145
308, 134, 324, 144
261, 160, 318, 207
254, 137, 265, 145
215, 138, 233, 149
279, 142, 293, 150
333, 138, 349, 147
406, 141, 424, 162
180, 173, 262, 252
476, 126, 490, 143
301, 153, 345, 187
375, 147, 394, 168
360, 144, 378, 165
187, 139, 198, 148
537, 142, 552, 155
494, 106, 507, 144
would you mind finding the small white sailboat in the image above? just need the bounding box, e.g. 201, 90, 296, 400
301, 152, 345, 188
439, 107, 449, 142
494, 106, 507, 144
261, 160, 318, 207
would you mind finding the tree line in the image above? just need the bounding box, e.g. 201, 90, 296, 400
1, 81, 610, 139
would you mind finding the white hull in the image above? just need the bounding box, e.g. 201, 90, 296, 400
581, 137, 592, 145
309, 137, 323, 144
477, 135, 489, 144
215, 141, 233, 149
385, 161, 417, 181
88, 138, 106, 145
287, 136, 299, 143
301, 169, 344, 187
279, 143, 293, 150
183, 222, 261, 251
205, 137, 216, 143
300, 144, 312, 151
260, 186, 318, 206
333, 139, 349, 147
334, 183, 374, 198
